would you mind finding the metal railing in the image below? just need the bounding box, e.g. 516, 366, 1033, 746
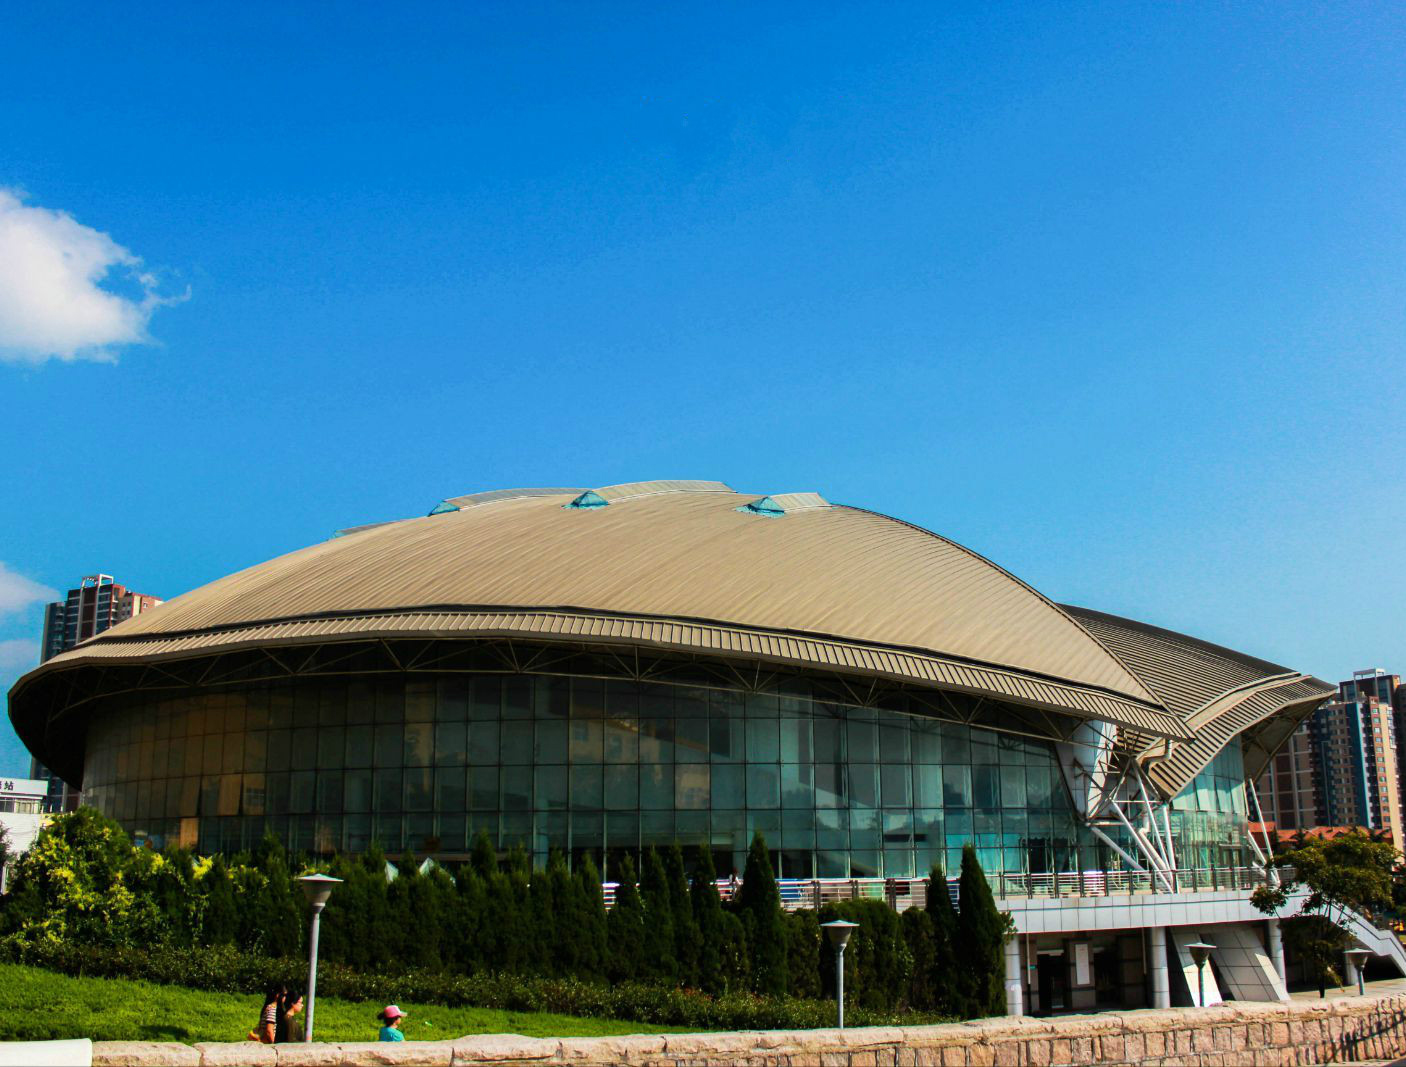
600, 866, 1269, 911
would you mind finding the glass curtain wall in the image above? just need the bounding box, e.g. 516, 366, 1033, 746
81, 671, 1250, 877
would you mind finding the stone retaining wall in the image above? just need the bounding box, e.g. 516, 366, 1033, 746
91, 992, 1406, 1066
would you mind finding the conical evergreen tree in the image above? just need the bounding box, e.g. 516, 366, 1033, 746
606, 853, 646, 982
257, 841, 304, 959
513, 856, 547, 974
736, 832, 788, 996
573, 854, 608, 981
925, 863, 962, 1015
155, 847, 197, 947
543, 850, 575, 977
413, 863, 453, 970
387, 851, 422, 966
471, 828, 498, 879
638, 847, 678, 984
785, 909, 822, 999
316, 853, 361, 966
664, 844, 701, 987
356, 841, 394, 969
690, 847, 727, 994
200, 856, 239, 946
953, 845, 1010, 1018
901, 907, 938, 1010
449, 861, 486, 972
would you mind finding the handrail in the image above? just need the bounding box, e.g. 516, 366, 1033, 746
599, 866, 1272, 911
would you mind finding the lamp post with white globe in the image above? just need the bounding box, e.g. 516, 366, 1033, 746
296, 873, 343, 1042
821, 920, 859, 1028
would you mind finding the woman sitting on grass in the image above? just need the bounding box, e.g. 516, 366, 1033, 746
247, 984, 286, 1043
377, 1005, 406, 1042
277, 989, 305, 1043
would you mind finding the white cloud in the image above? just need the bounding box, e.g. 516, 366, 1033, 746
0, 563, 56, 615
0, 639, 38, 677
0, 188, 184, 363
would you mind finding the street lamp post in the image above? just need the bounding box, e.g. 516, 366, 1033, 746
1187, 943, 1215, 1008
821, 920, 859, 1029
296, 873, 343, 1043
1345, 948, 1371, 996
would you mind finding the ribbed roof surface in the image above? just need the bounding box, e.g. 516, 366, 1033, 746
15, 483, 1340, 787
1062, 606, 1334, 796
1064, 606, 1294, 720
28, 484, 1167, 727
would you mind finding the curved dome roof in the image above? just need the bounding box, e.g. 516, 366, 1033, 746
16, 482, 1186, 736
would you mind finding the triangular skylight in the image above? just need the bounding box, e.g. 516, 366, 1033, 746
564, 490, 610, 509
428, 500, 461, 516
737, 496, 786, 517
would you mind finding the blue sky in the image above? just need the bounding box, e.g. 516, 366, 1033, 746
1, 4, 1403, 778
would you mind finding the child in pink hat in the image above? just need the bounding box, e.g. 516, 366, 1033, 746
377, 1005, 406, 1042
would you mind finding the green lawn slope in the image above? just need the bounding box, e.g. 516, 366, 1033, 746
0, 963, 684, 1043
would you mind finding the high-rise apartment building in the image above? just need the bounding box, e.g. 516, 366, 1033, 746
1254, 668, 1406, 841
1341, 669, 1406, 796
1310, 683, 1403, 840
1254, 719, 1321, 832
32, 574, 162, 811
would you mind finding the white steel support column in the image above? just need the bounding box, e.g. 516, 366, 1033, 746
1149, 927, 1170, 1009
1004, 939, 1024, 1017
1267, 919, 1285, 983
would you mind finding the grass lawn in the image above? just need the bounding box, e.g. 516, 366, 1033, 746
0, 964, 686, 1043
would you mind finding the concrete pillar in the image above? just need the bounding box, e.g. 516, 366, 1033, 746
1267, 918, 1285, 983
1149, 926, 1170, 1009
1004, 938, 1024, 1017
1344, 948, 1359, 990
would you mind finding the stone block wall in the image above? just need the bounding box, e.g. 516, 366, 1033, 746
92, 991, 1406, 1066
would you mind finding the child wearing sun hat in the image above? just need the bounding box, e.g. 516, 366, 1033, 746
377, 1005, 406, 1042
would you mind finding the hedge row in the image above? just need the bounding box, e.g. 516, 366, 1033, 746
0, 939, 951, 1032
2, 809, 1013, 1018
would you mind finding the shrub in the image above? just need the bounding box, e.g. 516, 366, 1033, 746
784, 910, 821, 1000
0, 937, 951, 1032
818, 899, 913, 1011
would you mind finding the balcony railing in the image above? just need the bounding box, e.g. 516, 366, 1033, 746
600, 866, 1271, 911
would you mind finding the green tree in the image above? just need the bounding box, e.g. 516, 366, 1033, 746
901, 908, 938, 1011
542, 850, 575, 977
572, 854, 609, 980
735, 832, 788, 996
446, 861, 486, 973
1, 808, 162, 947
199, 856, 239, 947
785, 909, 822, 999
638, 848, 678, 984
690, 847, 728, 993
316, 853, 361, 966
819, 899, 913, 1011
255, 835, 303, 958
150, 847, 198, 947
718, 909, 752, 992
606, 853, 646, 982
664, 845, 701, 987
471, 829, 498, 879
1253, 831, 1398, 997
953, 845, 1012, 1018
924, 864, 962, 1015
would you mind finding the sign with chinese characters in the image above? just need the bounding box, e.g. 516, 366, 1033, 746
0, 779, 49, 796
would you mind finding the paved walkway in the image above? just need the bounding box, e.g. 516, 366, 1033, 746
1291, 977, 1406, 1002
